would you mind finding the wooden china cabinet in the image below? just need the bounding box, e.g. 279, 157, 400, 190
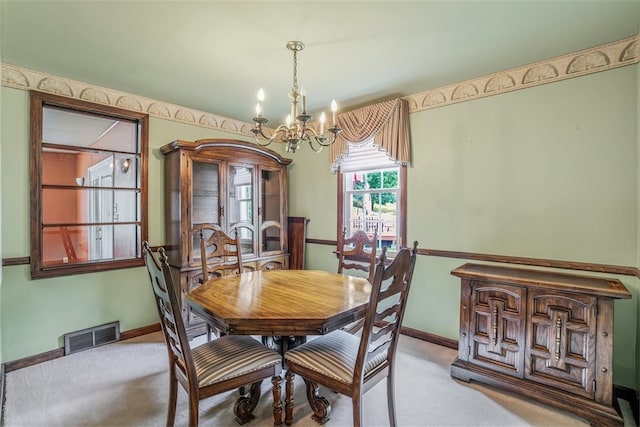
451, 263, 631, 426
161, 138, 292, 336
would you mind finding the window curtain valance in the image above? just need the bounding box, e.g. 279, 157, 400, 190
329, 98, 410, 173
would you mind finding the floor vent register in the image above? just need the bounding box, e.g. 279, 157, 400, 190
64, 321, 120, 355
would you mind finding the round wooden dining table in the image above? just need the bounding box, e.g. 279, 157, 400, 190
186, 269, 372, 338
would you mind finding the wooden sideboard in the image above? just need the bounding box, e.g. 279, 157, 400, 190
451, 263, 631, 426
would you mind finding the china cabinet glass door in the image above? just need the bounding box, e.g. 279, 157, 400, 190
260, 168, 284, 254
228, 164, 256, 258
190, 158, 221, 264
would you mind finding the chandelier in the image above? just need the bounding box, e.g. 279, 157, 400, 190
251, 41, 342, 153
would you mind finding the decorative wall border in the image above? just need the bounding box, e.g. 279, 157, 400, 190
2, 35, 638, 129
1, 62, 257, 138
405, 35, 639, 113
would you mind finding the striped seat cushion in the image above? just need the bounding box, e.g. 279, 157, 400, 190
284, 330, 387, 385
192, 335, 281, 387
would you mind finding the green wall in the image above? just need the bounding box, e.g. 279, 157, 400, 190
0, 86, 257, 362
1, 64, 638, 391
290, 66, 639, 389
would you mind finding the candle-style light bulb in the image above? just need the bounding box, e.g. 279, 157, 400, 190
286, 114, 293, 127
331, 99, 337, 126
319, 112, 326, 134
256, 88, 265, 118
300, 85, 307, 113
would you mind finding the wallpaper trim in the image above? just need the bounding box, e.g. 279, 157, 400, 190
404, 35, 639, 113
2, 35, 638, 132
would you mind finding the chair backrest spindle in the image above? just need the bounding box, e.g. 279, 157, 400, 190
337, 228, 378, 282
195, 224, 244, 281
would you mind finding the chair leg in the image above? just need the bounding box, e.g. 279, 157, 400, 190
387, 372, 397, 427
272, 375, 283, 426
352, 394, 362, 427
233, 380, 262, 425
166, 367, 178, 427
187, 391, 199, 427
304, 378, 331, 425
284, 371, 294, 426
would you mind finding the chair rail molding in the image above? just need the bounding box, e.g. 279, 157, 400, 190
2, 35, 637, 128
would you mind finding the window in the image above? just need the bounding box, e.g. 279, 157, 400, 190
30, 91, 148, 278
338, 141, 407, 255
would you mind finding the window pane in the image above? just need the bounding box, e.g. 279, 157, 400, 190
42, 188, 139, 224
262, 169, 282, 223
43, 106, 138, 153
235, 226, 255, 256
343, 166, 403, 254
262, 225, 281, 252
42, 224, 140, 266
192, 161, 220, 227
382, 169, 399, 189
379, 192, 397, 250
229, 165, 253, 225
42, 150, 140, 189
366, 171, 382, 189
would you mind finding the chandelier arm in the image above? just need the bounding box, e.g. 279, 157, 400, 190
252, 123, 289, 146
307, 138, 325, 153
305, 126, 340, 147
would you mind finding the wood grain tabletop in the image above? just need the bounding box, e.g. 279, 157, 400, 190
187, 270, 372, 336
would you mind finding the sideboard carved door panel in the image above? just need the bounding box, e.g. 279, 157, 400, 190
525, 291, 597, 399
469, 283, 526, 377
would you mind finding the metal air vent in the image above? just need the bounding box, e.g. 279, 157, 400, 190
64, 321, 120, 355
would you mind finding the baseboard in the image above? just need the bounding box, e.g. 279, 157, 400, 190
3, 323, 161, 373
3, 348, 64, 373
401, 326, 458, 349
119, 322, 161, 341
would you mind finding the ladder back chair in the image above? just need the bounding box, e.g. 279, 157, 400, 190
284, 241, 419, 427
197, 225, 244, 280
336, 228, 378, 333
196, 225, 244, 340
142, 241, 283, 426
337, 228, 378, 283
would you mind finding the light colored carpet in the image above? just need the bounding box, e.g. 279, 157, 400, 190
3, 332, 600, 426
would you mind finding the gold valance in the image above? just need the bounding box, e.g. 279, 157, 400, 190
330, 98, 410, 173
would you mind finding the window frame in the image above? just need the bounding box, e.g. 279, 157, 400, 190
30, 91, 149, 279
337, 164, 407, 255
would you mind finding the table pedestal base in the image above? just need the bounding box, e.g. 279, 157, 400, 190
262, 335, 307, 365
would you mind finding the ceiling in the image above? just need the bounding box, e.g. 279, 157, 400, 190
2, 1, 639, 124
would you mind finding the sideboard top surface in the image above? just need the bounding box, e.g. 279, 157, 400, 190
451, 263, 631, 299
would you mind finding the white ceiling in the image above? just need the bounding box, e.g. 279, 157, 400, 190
2, 1, 639, 124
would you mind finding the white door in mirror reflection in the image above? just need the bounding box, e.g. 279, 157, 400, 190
88, 158, 114, 260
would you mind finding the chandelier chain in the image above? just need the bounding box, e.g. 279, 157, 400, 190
251, 40, 341, 153
292, 49, 298, 93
